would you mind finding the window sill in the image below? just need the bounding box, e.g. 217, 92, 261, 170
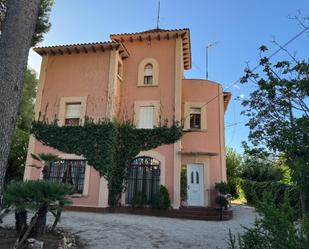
71, 194, 88, 198
137, 84, 158, 87
183, 128, 208, 133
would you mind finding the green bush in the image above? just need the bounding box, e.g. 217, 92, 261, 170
241, 156, 284, 182
152, 185, 171, 210
215, 181, 230, 195
236, 179, 300, 211
215, 195, 229, 208
132, 192, 147, 207
180, 167, 187, 202
226, 194, 309, 249
4, 180, 74, 237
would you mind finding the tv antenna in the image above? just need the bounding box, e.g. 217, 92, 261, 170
156, 0, 161, 29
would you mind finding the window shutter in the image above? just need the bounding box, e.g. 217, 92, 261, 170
144, 68, 153, 76
138, 106, 154, 129
66, 104, 81, 118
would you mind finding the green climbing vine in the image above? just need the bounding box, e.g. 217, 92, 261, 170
31, 119, 182, 205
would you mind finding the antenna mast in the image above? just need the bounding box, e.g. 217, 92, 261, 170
156, 0, 161, 29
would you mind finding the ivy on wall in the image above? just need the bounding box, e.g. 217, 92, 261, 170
31, 119, 182, 205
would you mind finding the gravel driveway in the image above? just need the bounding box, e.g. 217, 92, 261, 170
2, 205, 256, 249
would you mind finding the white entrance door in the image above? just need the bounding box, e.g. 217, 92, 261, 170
187, 164, 204, 206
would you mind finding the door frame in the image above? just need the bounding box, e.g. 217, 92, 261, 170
187, 163, 205, 207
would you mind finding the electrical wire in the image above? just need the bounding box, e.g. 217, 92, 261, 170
183, 25, 309, 122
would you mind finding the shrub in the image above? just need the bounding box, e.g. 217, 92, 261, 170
215, 181, 230, 195
215, 195, 229, 208
4, 180, 74, 238
226, 194, 309, 249
152, 185, 171, 210
241, 156, 284, 182
132, 192, 147, 207
180, 167, 187, 202
236, 179, 300, 212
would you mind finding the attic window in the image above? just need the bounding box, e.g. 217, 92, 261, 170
144, 64, 153, 85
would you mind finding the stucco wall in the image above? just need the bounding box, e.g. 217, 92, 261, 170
181, 79, 227, 205
117, 38, 177, 203
27, 51, 111, 207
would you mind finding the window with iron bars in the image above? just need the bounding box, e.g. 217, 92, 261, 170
47, 159, 86, 194
127, 156, 160, 204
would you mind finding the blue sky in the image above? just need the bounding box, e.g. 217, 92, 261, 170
28, 0, 309, 153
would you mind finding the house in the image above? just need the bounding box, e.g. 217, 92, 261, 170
24, 28, 231, 209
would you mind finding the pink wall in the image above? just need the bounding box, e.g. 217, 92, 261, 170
182, 79, 226, 204
117, 39, 177, 202
40, 52, 110, 121
30, 51, 111, 206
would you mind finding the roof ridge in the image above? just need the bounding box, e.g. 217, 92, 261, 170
110, 28, 189, 37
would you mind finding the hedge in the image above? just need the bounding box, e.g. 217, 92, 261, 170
236, 178, 300, 210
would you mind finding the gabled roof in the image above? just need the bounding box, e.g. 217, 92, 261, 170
110, 28, 192, 70
34, 41, 129, 59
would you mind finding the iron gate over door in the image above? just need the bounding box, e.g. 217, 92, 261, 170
127, 156, 160, 204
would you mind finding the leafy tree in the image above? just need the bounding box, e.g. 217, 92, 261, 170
5, 70, 38, 185
0, 0, 41, 205
0, 0, 54, 204
226, 194, 309, 249
4, 181, 74, 242
5, 128, 29, 185
0, 0, 54, 46
240, 47, 309, 213
241, 155, 284, 182
18, 70, 39, 130
226, 148, 242, 196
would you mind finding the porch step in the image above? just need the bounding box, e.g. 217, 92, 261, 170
64, 206, 233, 221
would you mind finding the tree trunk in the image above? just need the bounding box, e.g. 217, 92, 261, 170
0, 0, 40, 205
51, 209, 62, 231
15, 209, 27, 235
30, 202, 48, 237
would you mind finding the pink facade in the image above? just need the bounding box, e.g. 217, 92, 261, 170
24, 28, 231, 208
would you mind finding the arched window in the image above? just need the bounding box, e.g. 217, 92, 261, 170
144, 64, 153, 85
127, 156, 160, 204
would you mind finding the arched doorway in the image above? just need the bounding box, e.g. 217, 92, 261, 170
127, 156, 160, 204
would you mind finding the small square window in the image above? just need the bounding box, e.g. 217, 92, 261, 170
65, 103, 81, 126
190, 108, 201, 129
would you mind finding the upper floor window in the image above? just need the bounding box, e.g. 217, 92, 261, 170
144, 64, 153, 85
190, 108, 201, 129
138, 106, 154, 129
137, 58, 159, 86
65, 103, 81, 126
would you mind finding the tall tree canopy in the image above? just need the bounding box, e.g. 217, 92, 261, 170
241, 46, 309, 212
0, 0, 53, 204
0, 0, 54, 46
